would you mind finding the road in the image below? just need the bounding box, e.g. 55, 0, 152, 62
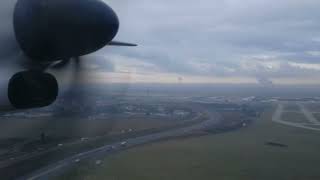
0, 110, 203, 170
21, 111, 221, 180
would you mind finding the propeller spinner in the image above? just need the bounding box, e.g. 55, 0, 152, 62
13, 0, 120, 62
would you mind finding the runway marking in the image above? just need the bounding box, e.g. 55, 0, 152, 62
298, 103, 320, 124
272, 103, 320, 131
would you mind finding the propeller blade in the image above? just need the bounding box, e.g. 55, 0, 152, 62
50, 59, 72, 70
108, 41, 137, 47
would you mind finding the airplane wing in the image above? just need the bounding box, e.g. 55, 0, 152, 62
108, 41, 137, 47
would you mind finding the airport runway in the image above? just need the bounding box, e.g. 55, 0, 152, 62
298, 103, 320, 124
272, 103, 320, 131
21, 111, 221, 180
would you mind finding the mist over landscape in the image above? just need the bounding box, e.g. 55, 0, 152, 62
1, 0, 320, 180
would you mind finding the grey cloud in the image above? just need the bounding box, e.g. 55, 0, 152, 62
256, 77, 274, 87
80, 55, 115, 72
101, 0, 320, 81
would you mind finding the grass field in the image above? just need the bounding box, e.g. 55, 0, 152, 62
312, 113, 320, 122
305, 103, 320, 112
56, 107, 320, 180
0, 114, 196, 140
0, 112, 206, 180
283, 104, 300, 112
281, 112, 309, 123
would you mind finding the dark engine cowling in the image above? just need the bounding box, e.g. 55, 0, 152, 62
14, 0, 119, 62
8, 71, 58, 109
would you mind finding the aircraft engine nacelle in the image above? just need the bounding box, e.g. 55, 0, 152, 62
8, 71, 58, 109
14, 0, 119, 62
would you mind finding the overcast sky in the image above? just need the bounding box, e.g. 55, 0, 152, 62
87, 0, 320, 84
1, 0, 320, 85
